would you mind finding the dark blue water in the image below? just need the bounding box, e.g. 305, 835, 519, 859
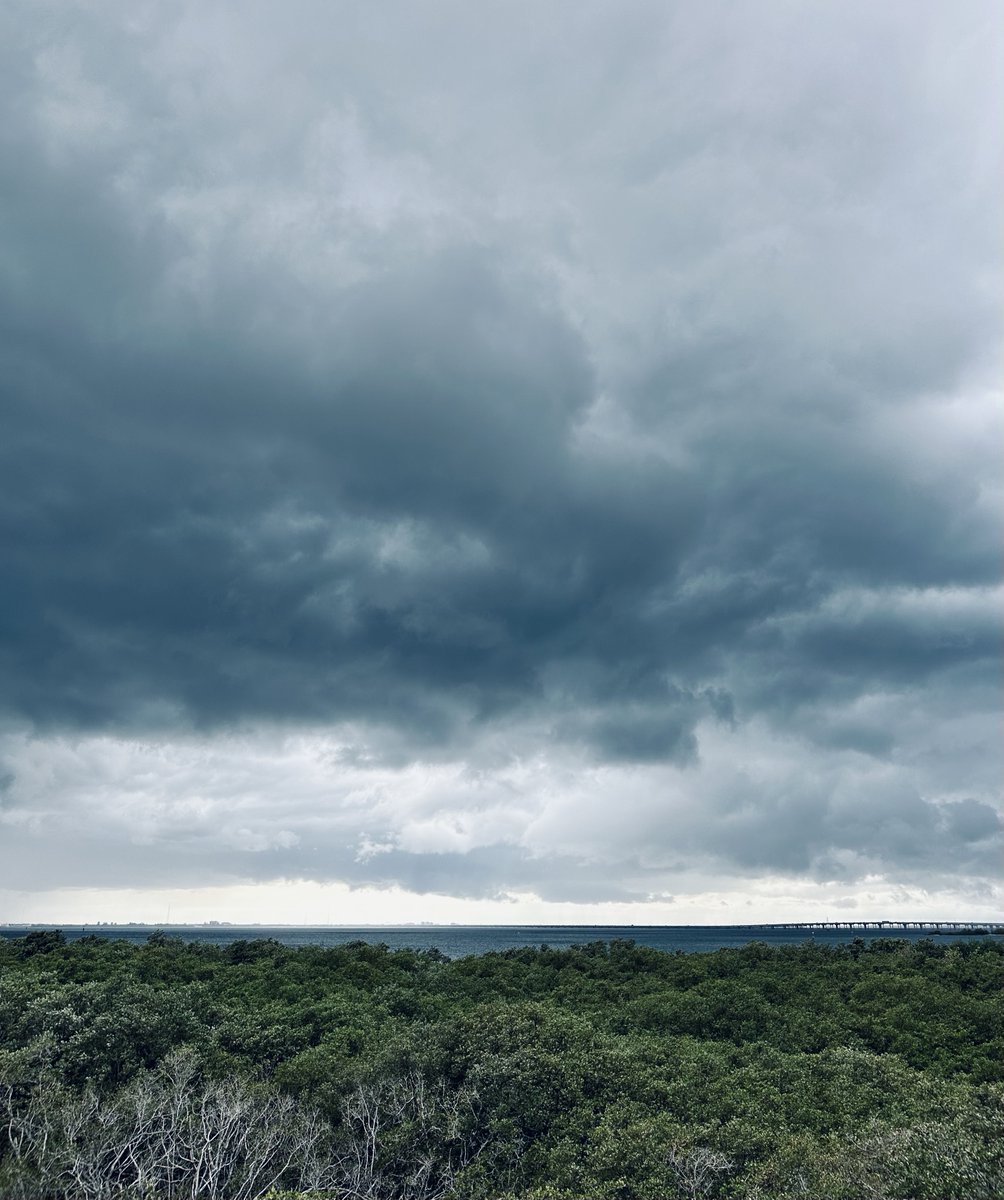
1, 924, 997, 957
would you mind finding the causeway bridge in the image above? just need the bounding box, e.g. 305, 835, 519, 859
755, 920, 1001, 932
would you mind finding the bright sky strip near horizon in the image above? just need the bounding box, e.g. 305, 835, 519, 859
0, 0, 1001, 926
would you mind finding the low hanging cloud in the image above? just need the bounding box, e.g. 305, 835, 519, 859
0, 0, 1000, 912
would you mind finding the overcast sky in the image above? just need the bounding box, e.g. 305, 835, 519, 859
1, 0, 1001, 925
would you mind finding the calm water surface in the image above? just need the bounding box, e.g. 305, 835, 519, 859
1, 924, 997, 956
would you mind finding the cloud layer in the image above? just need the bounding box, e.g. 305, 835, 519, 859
0, 1, 1000, 915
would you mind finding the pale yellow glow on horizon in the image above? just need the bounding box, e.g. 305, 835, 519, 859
2, 877, 1000, 928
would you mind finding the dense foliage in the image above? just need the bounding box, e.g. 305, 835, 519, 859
0, 932, 1000, 1198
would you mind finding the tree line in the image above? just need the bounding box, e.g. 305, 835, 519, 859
0, 931, 1000, 1198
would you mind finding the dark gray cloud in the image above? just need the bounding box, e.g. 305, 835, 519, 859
0, 0, 1000, 910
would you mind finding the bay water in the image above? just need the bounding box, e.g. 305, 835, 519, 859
2, 924, 996, 956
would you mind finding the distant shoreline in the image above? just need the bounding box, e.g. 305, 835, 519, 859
1, 920, 1000, 930
2, 922, 1000, 960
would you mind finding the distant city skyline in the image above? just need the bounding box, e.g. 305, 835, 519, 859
1, 1, 1000, 925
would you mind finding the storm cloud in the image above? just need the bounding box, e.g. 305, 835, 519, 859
0, 0, 1000, 917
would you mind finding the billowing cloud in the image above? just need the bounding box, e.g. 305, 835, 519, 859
0, 0, 1000, 917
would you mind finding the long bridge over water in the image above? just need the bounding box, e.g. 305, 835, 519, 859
754, 920, 1001, 932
